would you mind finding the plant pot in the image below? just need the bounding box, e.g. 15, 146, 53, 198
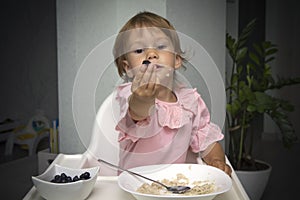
235, 160, 272, 200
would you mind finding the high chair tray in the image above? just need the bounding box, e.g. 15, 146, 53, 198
23, 153, 250, 200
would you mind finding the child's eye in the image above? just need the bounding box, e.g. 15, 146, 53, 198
157, 45, 167, 50
134, 48, 144, 54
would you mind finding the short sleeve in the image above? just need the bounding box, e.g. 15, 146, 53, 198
189, 92, 224, 154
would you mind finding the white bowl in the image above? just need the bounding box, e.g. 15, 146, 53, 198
32, 164, 99, 200
118, 164, 232, 200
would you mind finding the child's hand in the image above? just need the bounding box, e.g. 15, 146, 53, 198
209, 159, 232, 177
131, 63, 158, 102
128, 62, 159, 121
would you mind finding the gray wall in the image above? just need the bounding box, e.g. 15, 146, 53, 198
57, 0, 227, 153
264, 0, 300, 140
57, 0, 167, 153
0, 1, 58, 124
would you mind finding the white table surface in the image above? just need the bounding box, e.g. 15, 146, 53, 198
23, 154, 250, 200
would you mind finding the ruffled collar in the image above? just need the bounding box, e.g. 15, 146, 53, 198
116, 83, 200, 129
155, 88, 199, 129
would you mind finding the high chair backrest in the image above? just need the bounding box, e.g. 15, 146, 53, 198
85, 92, 120, 175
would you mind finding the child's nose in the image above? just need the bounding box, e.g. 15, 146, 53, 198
146, 49, 159, 60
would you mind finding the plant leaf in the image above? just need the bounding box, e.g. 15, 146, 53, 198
249, 52, 260, 66
266, 47, 278, 56
236, 47, 248, 63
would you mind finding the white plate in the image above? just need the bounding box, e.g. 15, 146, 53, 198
118, 164, 232, 200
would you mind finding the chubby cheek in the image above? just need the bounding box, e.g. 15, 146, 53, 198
160, 51, 177, 64
123, 62, 141, 78
130, 60, 143, 69
126, 56, 144, 69
156, 67, 174, 86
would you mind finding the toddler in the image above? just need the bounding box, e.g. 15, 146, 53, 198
113, 11, 232, 176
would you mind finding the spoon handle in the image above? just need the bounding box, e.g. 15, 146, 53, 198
97, 159, 168, 188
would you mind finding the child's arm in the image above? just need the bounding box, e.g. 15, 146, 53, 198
202, 142, 232, 176
128, 93, 155, 121
128, 64, 158, 121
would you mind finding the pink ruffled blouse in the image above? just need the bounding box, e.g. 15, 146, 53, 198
115, 83, 224, 169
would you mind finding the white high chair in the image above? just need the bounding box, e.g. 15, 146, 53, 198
24, 92, 250, 199
95, 93, 249, 196
80, 92, 249, 199
83, 92, 120, 175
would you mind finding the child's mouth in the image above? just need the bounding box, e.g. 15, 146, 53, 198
142, 60, 151, 65
142, 60, 164, 69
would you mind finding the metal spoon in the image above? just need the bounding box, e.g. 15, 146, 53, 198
97, 159, 191, 194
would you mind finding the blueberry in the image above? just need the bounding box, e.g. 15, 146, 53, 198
66, 176, 72, 182
83, 172, 91, 179
73, 175, 80, 182
60, 173, 67, 179
142, 60, 151, 65
79, 174, 85, 180
54, 175, 61, 181
80, 172, 90, 180
51, 171, 91, 183
61, 178, 67, 183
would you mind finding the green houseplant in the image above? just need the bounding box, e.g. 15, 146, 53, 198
226, 19, 300, 171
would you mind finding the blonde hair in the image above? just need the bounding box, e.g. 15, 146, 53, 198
113, 11, 185, 78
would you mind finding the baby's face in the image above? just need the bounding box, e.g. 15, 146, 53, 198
121, 27, 182, 77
